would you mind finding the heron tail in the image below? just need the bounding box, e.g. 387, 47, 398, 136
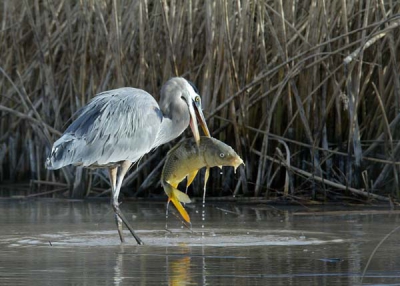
163, 181, 191, 223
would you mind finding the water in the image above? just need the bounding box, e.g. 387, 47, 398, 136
0, 199, 399, 285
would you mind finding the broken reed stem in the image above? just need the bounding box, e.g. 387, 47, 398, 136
343, 17, 400, 65
26, 187, 68, 198
244, 124, 400, 166
361, 225, 400, 283
252, 148, 389, 202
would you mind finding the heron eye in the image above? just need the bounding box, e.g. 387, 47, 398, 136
219, 153, 225, 158
195, 96, 200, 103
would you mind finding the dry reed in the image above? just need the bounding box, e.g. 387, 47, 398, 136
1, 0, 400, 201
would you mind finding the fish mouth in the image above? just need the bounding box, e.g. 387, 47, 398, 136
217, 156, 244, 173
232, 156, 244, 173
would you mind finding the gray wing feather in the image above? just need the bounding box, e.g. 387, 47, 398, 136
46, 87, 162, 169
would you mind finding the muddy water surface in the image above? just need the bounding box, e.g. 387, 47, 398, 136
0, 200, 399, 285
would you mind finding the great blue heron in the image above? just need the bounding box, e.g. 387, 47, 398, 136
46, 77, 210, 244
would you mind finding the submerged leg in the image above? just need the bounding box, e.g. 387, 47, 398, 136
109, 161, 144, 245
108, 166, 125, 243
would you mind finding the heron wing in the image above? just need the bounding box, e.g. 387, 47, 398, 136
48, 87, 163, 168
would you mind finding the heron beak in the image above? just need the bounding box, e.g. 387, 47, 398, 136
188, 104, 200, 145
194, 104, 211, 138
189, 100, 210, 145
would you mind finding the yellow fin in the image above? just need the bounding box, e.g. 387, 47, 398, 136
170, 195, 191, 223
164, 182, 191, 223
203, 167, 210, 202
186, 170, 199, 188
169, 181, 179, 189
174, 188, 191, 203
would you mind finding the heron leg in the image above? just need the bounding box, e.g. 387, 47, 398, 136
108, 166, 125, 243
112, 161, 144, 245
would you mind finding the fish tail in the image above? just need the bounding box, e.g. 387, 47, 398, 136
163, 181, 191, 223
170, 195, 191, 223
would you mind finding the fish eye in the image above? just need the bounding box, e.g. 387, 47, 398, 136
219, 153, 225, 158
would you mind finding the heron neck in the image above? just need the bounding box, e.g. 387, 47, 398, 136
154, 116, 188, 147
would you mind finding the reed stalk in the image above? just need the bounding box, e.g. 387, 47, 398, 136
0, 0, 399, 201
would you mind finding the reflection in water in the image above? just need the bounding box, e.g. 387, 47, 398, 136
201, 246, 207, 286
168, 255, 191, 286
0, 200, 400, 285
114, 250, 123, 286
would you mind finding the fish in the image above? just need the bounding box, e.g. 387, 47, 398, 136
161, 136, 244, 223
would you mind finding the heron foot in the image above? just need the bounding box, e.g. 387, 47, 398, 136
112, 202, 144, 245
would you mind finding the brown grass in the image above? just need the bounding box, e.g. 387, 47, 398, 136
1, 0, 400, 201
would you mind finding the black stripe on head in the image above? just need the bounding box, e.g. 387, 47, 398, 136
186, 80, 199, 95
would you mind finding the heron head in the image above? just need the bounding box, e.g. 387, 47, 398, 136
160, 78, 210, 145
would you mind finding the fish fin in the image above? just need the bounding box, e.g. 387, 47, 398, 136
164, 182, 189, 201
165, 181, 191, 203
170, 194, 191, 223
205, 167, 210, 185
203, 167, 210, 202
174, 188, 191, 203
186, 170, 199, 188
164, 182, 191, 223
167, 180, 179, 189
162, 181, 172, 197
